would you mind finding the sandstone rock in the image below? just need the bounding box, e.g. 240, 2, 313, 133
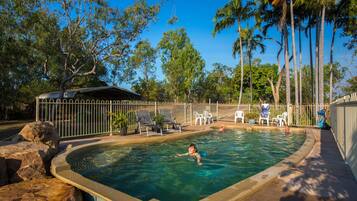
0, 178, 82, 201
18, 121, 60, 156
0, 142, 53, 183
0, 157, 7, 186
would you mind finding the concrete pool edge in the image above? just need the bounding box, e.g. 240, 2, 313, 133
51, 126, 316, 201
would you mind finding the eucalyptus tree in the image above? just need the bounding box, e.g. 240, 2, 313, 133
213, 0, 253, 108
233, 28, 265, 103
130, 40, 157, 83
158, 28, 205, 102
44, 0, 159, 96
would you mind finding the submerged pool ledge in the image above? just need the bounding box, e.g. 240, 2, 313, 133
51, 126, 316, 201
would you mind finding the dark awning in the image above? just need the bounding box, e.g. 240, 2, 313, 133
38, 86, 142, 100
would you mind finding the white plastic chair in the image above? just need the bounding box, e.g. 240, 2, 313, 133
259, 104, 270, 126
194, 111, 204, 125
234, 111, 244, 123
272, 112, 288, 127
203, 111, 213, 124
277, 112, 288, 126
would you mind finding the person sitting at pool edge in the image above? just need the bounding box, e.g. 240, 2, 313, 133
176, 143, 202, 165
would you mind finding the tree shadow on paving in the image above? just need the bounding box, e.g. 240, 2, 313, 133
279, 129, 357, 201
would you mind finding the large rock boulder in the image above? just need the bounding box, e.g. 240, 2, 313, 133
0, 157, 7, 186
0, 178, 82, 201
0, 142, 53, 183
18, 121, 60, 156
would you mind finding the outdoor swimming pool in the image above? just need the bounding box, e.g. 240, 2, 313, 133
67, 129, 305, 201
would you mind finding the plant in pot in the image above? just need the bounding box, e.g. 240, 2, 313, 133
153, 114, 164, 133
245, 112, 259, 125
112, 112, 128, 135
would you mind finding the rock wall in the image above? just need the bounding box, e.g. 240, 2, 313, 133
0, 178, 82, 201
0, 121, 82, 200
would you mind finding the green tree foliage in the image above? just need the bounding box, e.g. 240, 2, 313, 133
300, 63, 347, 104
202, 63, 233, 103
0, 0, 159, 119
342, 76, 357, 95
158, 28, 205, 102
232, 63, 280, 103
44, 0, 159, 93
132, 79, 171, 102
130, 40, 157, 82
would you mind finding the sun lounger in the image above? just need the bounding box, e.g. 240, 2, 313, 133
136, 110, 162, 136
159, 109, 182, 133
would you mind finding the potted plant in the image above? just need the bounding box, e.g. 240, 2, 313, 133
245, 112, 259, 125
153, 114, 164, 133
112, 112, 128, 135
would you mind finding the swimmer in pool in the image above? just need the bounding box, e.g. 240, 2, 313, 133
176, 143, 202, 165
219, 125, 225, 132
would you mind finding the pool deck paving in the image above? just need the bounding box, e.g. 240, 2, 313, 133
244, 129, 357, 201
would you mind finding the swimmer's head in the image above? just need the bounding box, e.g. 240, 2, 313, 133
188, 143, 197, 153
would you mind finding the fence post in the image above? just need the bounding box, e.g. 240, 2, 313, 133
209, 98, 211, 112
35, 97, 39, 122
109, 100, 113, 136
288, 104, 293, 126
184, 103, 187, 124
216, 101, 219, 121
190, 103, 193, 125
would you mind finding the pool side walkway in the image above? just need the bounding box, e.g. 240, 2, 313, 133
244, 129, 357, 201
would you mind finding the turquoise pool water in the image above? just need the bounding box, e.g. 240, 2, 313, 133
67, 130, 305, 201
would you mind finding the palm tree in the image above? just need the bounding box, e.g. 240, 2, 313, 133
259, 0, 291, 108
289, 0, 299, 123
213, 0, 253, 108
233, 28, 265, 103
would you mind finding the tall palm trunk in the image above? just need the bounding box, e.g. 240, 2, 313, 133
309, 24, 314, 104
248, 39, 253, 104
299, 21, 302, 106
315, 18, 320, 122
319, 5, 325, 109
290, 0, 299, 124
237, 19, 244, 109
329, 18, 336, 103
283, 24, 291, 107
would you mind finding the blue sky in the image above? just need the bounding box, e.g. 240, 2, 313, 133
110, 0, 356, 88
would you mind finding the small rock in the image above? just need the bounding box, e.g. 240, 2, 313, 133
0, 157, 7, 186
0, 178, 82, 201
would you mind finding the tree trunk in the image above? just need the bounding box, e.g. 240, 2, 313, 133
309, 24, 314, 104
237, 19, 244, 109
299, 21, 302, 106
248, 39, 253, 104
283, 24, 291, 107
329, 18, 336, 103
319, 5, 325, 109
290, 0, 299, 124
315, 18, 320, 122
269, 69, 283, 109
